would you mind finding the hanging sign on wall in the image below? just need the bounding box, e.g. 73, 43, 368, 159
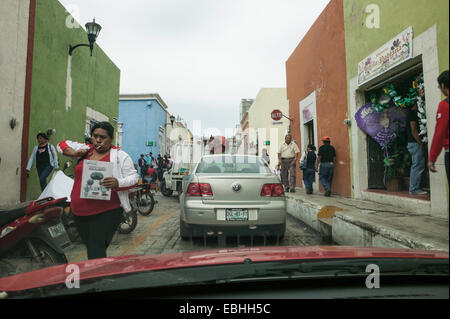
358, 27, 413, 86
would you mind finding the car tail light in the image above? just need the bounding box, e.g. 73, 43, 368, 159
199, 183, 213, 197
260, 183, 285, 197
187, 183, 213, 197
272, 184, 285, 196
187, 183, 201, 196
261, 184, 273, 197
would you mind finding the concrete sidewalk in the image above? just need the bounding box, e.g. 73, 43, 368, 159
286, 188, 449, 252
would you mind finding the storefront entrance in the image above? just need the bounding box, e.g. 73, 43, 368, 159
364, 63, 430, 193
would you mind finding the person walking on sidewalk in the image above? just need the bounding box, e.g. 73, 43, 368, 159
316, 136, 336, 197
26, 133, 59, 191
406, 103, 427, 195
301, 144, 317, 195
428, 70, 449, 184
277, 134, 300, 192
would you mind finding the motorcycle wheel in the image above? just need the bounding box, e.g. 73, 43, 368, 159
136, 193, 155, 216
161, 180, 173, 197
66, 225, 82, 243
118, 210, 138, 234
30, 242, 68, 270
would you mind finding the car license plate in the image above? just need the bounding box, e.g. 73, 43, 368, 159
226, 209, 249, 221
48, 223, 65, 238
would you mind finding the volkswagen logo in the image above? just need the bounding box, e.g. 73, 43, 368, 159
232, 182, 242, 192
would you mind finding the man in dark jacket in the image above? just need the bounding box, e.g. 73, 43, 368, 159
316, 136, 336, 197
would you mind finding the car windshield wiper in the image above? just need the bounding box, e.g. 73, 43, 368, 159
216, 258, 449, 283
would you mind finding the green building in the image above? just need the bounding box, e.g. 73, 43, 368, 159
343, 0, 449, 217
0, 0, 120, 202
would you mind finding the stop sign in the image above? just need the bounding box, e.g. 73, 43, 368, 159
271, 110, 283, 121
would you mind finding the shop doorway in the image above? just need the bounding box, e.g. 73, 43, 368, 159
305, 120, 315, 146
365, 64, 429, 192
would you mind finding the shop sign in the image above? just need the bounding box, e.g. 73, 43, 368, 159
358, 27, 413, 86
146, 141, 154, 146
302, 104, 314, 124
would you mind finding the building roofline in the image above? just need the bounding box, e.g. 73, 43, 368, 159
119, 93, 168, 110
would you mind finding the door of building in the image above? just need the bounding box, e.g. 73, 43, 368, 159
306, 121, 314, 146
367, 135, 386, 189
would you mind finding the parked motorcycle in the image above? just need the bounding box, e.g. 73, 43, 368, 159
129, 182, 156, 216
0, 197, 72, 272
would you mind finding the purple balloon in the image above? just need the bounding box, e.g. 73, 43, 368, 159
355, 103, 407, 149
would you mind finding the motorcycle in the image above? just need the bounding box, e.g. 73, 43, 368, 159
59, 161, 139, 238
0, 197, 72, 273
129, 181, 157, 216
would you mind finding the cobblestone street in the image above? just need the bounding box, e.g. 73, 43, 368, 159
64, 193, 326, 263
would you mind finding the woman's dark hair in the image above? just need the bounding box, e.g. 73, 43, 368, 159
438, 70, 449, 89
90, 121, 114, 139
308, 144, 316, 151
37, 133, 48, 140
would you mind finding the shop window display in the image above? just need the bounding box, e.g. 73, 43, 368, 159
356, 68, 429, 193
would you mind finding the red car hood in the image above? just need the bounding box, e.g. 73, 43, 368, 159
0, 246, 448, 292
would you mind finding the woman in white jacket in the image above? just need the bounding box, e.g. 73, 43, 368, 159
58, 122, 138, 260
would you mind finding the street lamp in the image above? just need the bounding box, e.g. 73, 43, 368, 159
164, 115, 176, 155
69, 18, 102, 56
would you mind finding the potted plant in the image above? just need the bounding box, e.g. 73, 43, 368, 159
384, 130, 411, 192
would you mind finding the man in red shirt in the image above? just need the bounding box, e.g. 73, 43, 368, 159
428, 70, 449, 184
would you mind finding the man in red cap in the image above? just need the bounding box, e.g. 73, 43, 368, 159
316, 136, 336, 196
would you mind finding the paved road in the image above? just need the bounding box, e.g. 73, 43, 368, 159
1, 194, 327, 277
65, 193, 328, 262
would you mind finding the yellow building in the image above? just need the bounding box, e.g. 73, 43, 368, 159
247, 88, 290, 168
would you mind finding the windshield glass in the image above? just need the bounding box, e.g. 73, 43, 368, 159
0, 0, 448, 303
195, 156, 272, 174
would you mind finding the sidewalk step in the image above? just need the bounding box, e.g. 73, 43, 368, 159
286, 190, 449, 252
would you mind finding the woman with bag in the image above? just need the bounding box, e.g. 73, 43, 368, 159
301, 144, 317, 195
57, 122, 139, 260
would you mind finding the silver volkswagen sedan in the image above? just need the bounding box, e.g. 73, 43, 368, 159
179, 155, 286, 240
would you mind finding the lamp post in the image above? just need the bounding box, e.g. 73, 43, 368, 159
69, 18, 102, 56
164, 115, 176, 155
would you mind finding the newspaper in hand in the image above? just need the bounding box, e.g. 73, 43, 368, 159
80, 160, 113, 200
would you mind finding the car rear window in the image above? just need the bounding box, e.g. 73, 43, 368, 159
195, 156, 272, 174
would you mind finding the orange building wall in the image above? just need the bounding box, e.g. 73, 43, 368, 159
286, 0, 351, 197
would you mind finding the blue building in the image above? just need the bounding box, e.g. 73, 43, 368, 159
119, 94, 169, 173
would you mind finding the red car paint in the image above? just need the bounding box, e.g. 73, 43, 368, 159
0, 246, 447, 292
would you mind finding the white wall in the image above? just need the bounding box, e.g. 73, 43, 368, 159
0, 0, 30, 206
247, 88, 289, 168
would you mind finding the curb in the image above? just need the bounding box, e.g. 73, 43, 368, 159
286, 194, 449, 252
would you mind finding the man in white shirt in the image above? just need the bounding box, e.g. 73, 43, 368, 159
277, 134, 300, 192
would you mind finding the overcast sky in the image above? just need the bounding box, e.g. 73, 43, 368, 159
59, 0, 330, 136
